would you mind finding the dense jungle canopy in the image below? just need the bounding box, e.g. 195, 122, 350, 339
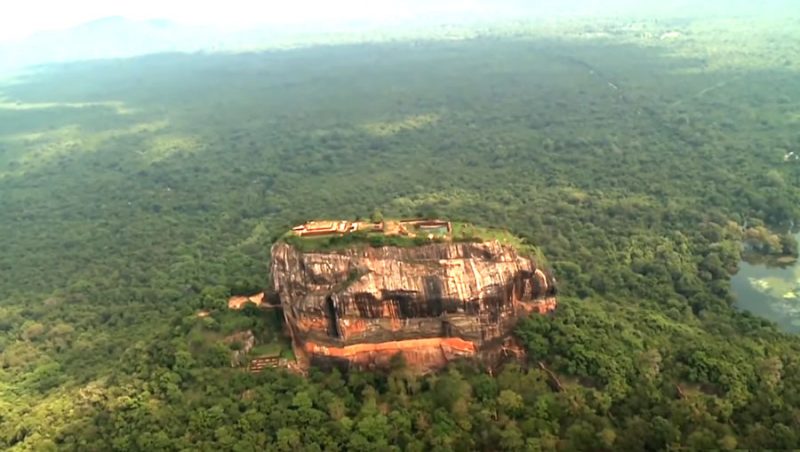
2, 15, 800, 451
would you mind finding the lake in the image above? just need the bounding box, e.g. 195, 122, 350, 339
731, 256, 800, 333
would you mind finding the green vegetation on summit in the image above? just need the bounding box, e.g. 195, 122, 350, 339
280, 220, 531, 253
2, 13, 800, 451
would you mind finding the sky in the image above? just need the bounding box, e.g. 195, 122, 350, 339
0, 0, 499, 43
2, 0, 792, 43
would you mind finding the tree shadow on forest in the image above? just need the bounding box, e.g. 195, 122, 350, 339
1, 36, 797, 217
1, 35, 797, 153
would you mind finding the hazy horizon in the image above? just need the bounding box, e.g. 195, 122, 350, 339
1, 0, 797, 75
5, 0, 797, 43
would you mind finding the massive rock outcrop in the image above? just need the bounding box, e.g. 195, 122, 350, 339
271, 241, 556, 372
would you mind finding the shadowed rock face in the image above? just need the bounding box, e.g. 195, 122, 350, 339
271, 241, 557, 372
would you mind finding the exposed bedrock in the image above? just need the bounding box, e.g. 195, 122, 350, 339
271, 241, 557, 371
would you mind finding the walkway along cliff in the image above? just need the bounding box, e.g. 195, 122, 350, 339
271, 226, 557, 372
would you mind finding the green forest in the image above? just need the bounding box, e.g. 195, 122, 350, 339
281, 220, 530, 253
2, 15, 800, 451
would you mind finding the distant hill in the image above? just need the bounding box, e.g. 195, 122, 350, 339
0, 17, 242, 73
0, 1, 793, 74
0, 14, 453, 74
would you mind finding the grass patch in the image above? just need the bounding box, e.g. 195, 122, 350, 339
279, 220, 546, 263
250, 342, 282, 357
280, 227, 438, 252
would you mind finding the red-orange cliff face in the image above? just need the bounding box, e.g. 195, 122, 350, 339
271, 241, 557, 372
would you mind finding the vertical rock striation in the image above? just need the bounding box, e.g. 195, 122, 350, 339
271, 241, 557, 371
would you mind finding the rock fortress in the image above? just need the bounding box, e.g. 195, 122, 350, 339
263, 218, 558, 372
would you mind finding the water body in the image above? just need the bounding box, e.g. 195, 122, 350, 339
731, 254, 800, 333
